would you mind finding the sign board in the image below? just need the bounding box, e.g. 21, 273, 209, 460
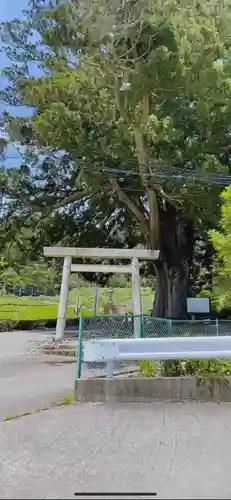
187, 297, 210, 314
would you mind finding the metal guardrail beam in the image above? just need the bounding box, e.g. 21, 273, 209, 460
83, 336, 231, 363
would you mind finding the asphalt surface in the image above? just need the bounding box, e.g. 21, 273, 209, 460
1, 402, 231, 499
1, 330, 231, 499
0, 330, 76, 419
0, 329, 52, 362
0, 328, 131, 419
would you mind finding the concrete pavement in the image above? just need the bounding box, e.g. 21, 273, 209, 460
0, 357, 76, 419
1, 402, 231, 499
0, 330, 76, 419
0, 330, 52, 362
1, 331, 231, 499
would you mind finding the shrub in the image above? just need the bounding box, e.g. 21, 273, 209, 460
0, 320, 16, 331
186, 358, 231, 376
139, 359, 231, 377
160, 360, 184, 377
140, 360, 157, 377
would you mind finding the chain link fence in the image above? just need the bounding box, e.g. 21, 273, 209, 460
77, 315, 140, 379
77, 315, 231, 379
144, 318, 231, 337
143, 317, 219, 337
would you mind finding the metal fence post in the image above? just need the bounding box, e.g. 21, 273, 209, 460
106, 361, 115, 377
168, 319, 173, 337
76, 315, 84, 379
140, 314, 145, 338
216, 317, 219, 336
131, 257, 141, 337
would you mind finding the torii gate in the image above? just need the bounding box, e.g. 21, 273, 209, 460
43, 247, 160, 340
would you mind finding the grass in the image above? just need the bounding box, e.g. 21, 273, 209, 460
61, 393, 75, 405
0, 286, 154, 322
0, 293, 91, 321
4, 408, 49, 421
3, 392, 75, 421
69, 285, 154, 313
0, 303, 74, 321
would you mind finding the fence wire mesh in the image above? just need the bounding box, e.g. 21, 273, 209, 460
143, 318, 220, 337
77, 315, 141, 379
77, 315, 231, 379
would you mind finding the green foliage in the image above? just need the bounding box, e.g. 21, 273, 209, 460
139, 358, 231, 377
2, 0, 231, 217
61, 393, 75, 405
18, 1, 231, 194
185, 359, 231, 377
0, 223, 61, 292
140, 360, 157, 377
0, 320, 16, 332
107, 274, 130, 288
0, 261, 60, 291
209, 186, 231, 310
210, 186, 231, 263
4, 415, 14, 421
19, 262, 59, 289
1, 268, 22, 286
2, 0, 231, 315
160, 360, 184, 377
163, 359, 231, 377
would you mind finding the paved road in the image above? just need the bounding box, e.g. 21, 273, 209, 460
1, 331, 231, 498
0, 402, 231, 499
0, 330, 51, 362
0, 357, 76, 420
0, 330, 76, 419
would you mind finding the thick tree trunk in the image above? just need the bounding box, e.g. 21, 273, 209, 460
152, 260, 190, 318
152, 201, 194, 319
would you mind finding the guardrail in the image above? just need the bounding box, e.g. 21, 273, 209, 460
76, 315, 231, 378
82, 336, 231, 377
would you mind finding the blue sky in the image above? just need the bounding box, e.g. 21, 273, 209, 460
1, 0, 29, 166
0, 0, 28, 91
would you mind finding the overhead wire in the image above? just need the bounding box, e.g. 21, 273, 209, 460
2, 153, 231, 188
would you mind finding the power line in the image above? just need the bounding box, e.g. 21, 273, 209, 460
2, 154, 231, 187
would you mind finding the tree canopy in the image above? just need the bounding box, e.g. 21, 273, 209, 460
2, 0, 231, 317
210, 187, 231, 310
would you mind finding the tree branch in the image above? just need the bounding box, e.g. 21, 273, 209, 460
46, 189, 90, 210
108, 176, 149, 237
16, 189, 89, 213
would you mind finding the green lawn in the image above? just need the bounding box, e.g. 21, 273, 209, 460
0, 298, 72, 321
69, 286, 154, 312
0, 286, 154, 322
0, 295, 75, 321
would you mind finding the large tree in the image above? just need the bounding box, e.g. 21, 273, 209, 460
1, 0, 231, 317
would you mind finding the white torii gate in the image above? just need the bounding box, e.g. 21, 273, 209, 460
43, 247, 160, 341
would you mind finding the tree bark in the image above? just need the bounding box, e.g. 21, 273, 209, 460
152, 200, 194, 319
